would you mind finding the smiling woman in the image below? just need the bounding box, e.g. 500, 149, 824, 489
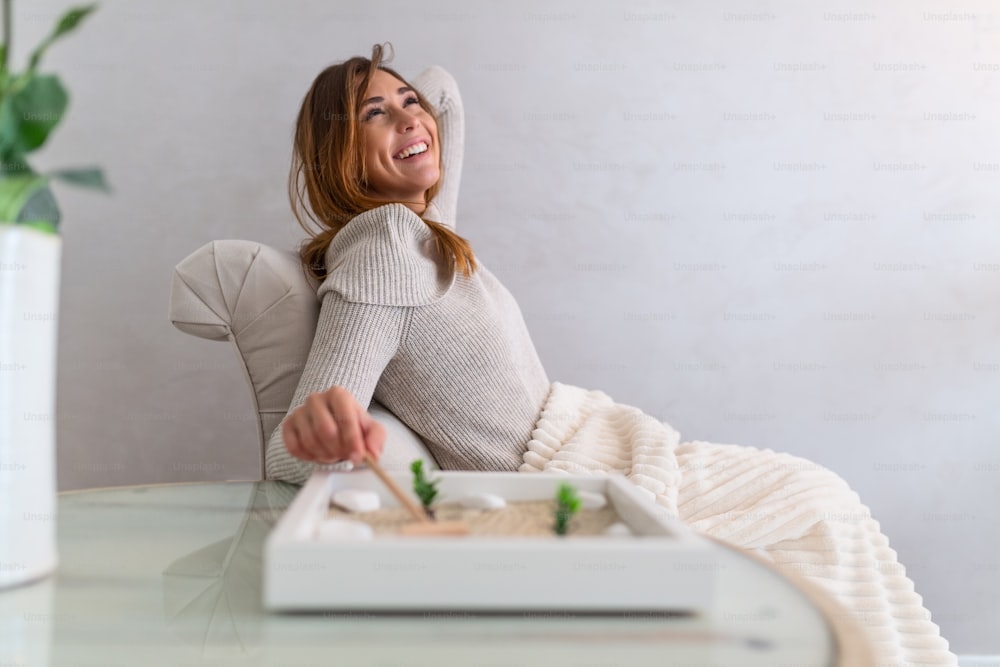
287, 42, 476, 285
272, 41, 551, 483
357, 69, 441, 210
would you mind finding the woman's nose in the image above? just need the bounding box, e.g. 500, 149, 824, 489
395, 107, 421, 130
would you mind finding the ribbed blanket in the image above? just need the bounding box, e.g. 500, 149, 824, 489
520, 381, 957, 666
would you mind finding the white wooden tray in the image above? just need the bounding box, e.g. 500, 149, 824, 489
264, 469, 719, 613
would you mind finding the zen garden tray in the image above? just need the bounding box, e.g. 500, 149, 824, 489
264, 468, 719, 614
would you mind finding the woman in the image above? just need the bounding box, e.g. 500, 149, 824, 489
267, 44, 957, 666
267, 42, 549, 481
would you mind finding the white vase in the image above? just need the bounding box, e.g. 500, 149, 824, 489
0, 224, 60, 589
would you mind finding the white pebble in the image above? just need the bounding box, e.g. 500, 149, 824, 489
604, 522, 633, 538
458, 493, 507, 510
316, 518, 373, 541
331, 489, 381, 513
578, 491, 607, 510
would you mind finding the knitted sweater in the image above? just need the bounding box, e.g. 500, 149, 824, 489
264, 66, 551, 485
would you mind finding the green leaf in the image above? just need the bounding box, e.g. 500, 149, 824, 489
17, 182, 60, 227
47, 166, 109, 192
0, 173, 48, 221
27, 4, 98, 74
0, 75, 68, 154
0, 152, 34, 177
410, 459, 440, 507
556, 483, 581, 513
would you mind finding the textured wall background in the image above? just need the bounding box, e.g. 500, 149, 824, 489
17, 0, 998, 652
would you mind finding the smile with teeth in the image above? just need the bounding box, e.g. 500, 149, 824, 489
395, 141, 429, 160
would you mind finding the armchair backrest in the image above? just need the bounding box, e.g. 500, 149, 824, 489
168, 239, 438, 480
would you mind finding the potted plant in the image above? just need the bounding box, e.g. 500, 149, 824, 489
0, 0, 108, 590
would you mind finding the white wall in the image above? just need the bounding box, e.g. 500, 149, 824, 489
18, 0, 997, 653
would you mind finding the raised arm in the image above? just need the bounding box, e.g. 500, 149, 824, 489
412, 65, 464, 230
265, 290, 410, 485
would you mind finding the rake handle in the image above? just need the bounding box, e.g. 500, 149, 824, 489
363, 453, 432, 523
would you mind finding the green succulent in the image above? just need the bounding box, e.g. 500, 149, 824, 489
0, 1, 110, 233
409, 459, 440, 516
554, 482, 582, 536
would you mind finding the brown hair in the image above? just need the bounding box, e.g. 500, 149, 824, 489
289, 42, 478, 284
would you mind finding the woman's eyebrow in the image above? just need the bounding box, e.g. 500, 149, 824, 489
361, 86, 414, 108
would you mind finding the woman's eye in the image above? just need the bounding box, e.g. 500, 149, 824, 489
364, 96, 420, 121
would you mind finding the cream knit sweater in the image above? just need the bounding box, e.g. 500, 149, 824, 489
265, 66, 551, 485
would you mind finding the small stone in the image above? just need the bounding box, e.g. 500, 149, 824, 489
331, 489, 380, 513
578, 491, 607, 510
316, 518, 373, 541
604, 522, 633, 538
458, 493, 507, 510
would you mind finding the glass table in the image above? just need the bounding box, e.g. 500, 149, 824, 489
1, 481, 873, 666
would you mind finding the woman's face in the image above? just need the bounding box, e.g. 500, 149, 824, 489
358, 69, 440, 212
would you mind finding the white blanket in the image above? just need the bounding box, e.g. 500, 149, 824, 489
520, 381, 958, 666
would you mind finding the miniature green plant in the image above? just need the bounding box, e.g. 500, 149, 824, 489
410, 459, 440, 519
553, 482, 582, 536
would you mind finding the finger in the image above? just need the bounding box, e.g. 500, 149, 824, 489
327, 389, 365, 464
307, 394, 339, 442
306, 418, 342, 463
296, 410, 338, 464
293, 418, 323, 462
359, 412, 386, 460
347, 411, 368, 465
306, 397, 341, 460
287, 420, 318, 462
282, 419, 300, 456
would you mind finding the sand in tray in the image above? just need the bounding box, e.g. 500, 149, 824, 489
326, 499, 624, 537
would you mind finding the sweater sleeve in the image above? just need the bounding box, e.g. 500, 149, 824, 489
412, 65, 464, 230
264, 289, 411, 485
